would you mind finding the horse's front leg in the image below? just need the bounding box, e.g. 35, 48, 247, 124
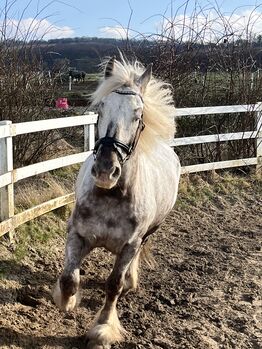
53, 225, 91, 312
87, 238, 141, 349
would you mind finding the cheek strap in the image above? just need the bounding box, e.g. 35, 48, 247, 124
93, 118, 145, 164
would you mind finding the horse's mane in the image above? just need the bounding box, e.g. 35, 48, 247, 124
91, 56, 176, 153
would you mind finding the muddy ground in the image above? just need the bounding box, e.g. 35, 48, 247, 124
0, 174, 261, 349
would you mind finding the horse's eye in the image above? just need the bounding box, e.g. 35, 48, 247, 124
134, 108, 142, 122
135, 107, 142, 114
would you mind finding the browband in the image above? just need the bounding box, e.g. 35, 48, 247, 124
113, 89, 144, 103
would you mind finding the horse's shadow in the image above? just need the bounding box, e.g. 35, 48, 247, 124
0, 257, 111, 310
0, 327, 86, 349
0, 260, 139, 348
0, 327, 137, 349
0, 259, 56, 305
0, 260, 104, 348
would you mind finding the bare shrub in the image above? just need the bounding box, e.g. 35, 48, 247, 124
0, 1, 69, 167
125, 1, 262, 165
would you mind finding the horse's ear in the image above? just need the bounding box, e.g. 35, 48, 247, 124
104, 56, 115, 78
138, 63, 152, 93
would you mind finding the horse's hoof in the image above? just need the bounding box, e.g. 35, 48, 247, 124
53, 280, 80, 311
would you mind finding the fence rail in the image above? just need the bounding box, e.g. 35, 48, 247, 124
0, 104, 261, 238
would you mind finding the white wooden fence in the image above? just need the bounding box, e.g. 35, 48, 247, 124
0, 104, 261, 238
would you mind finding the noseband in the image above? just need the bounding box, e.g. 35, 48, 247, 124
93, 90, 145, 164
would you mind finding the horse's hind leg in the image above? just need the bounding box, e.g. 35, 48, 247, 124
87, 239, 141, 349
53, 227, 90, 312
123, 229, 157, 294
122, 249, 141, 293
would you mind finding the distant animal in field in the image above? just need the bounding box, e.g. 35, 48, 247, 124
53, 56, 181, 349
69, 70, 86, 82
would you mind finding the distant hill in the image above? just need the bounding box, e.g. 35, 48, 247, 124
33, 36, 262, 74
39, 37, 134, 73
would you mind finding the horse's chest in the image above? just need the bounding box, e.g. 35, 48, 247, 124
90, 203, 133, 233
73, 195, 136, 253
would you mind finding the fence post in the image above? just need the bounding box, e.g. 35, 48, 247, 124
0, 121, 14, 242
69, 75, 72, 91
256, 102, 262, 173
84, 112, 95, 151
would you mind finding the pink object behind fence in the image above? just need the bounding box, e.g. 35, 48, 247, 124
56, 97, 69, 109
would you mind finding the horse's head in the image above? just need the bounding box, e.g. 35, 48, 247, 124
91, 57, 152, 189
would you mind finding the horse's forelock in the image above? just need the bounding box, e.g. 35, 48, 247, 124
91, 59, 143, 104
91, 57, 176, 150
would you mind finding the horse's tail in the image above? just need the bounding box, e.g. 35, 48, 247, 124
140, 239, 156, 269
140, 225, 160, 268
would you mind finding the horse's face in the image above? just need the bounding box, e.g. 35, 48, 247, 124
91, 90, 144, 189
91, 58, 152, 190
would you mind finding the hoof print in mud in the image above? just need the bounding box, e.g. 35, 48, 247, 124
17, 287, 41, 308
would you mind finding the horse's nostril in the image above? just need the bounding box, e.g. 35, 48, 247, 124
111, 166, 121, 179
92, 163, 120, 182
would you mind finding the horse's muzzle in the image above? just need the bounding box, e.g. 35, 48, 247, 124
91, 161, 121, 189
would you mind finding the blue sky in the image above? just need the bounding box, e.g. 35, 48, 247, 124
2, 0, 262, 40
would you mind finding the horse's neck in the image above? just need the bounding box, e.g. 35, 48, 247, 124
122, 139, 171, 187
120, 144, 160, 195
119, 151, 140, 194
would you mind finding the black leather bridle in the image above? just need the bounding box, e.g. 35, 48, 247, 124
93, 89, 145, 164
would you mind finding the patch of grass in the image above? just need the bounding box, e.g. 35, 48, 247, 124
11, 169, 75, 261
15, 174, 70, 211
209, 170, 260, 195
177, 174, 214, 208
85, 73, 100, 82
176, 170, 261, 210
51, 164, 80, 180
13, 212, 67, 261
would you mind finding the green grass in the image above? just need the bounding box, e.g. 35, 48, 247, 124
176, 171, 261, 210
13, 213, 67, 261
85, 73, 100, 81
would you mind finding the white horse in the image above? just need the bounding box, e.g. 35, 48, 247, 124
53, 56, 181, 348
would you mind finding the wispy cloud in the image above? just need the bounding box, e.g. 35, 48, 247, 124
1, 18, 75, 41
99, 25, 130, 39
155, 9, 262, 42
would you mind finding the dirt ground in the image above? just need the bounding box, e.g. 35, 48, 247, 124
0, 174, 261, 349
